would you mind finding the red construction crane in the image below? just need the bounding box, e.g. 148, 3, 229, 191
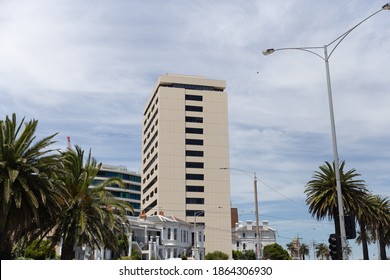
67, 136, 71, 150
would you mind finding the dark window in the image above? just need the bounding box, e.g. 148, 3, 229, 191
96, 171, 141, 183
186, 127, 203, 134
186, 198, 205, 204
143, 109, 158, 134
131, 203, 141, 210
143, 176, 157, 194
186, 210, 205, 217
126, 184, 141, 191
186, 139, 203, 146
185, 116, 203, 123
144, 199, 157, 213
186, 150, 204, 157
186, 186, 204, 192
186, 162, 204, 168
186, 173, 204, 180
185, 94, 203, 101
172, 83, 216, 91
143, 153, 158, 174
185, 105, 203, 112
143, 130, 158, 154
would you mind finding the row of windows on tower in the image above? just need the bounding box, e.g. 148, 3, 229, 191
143, 186, 158, 205
142, 93, 205, 215
185, 96, 204, 203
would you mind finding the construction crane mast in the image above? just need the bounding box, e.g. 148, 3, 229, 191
67, 136, 71, 150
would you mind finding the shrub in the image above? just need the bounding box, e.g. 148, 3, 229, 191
205, 251, 229, 260
24, 240, 56, 260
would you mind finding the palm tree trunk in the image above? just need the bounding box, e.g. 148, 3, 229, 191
0, 232, 14, 259
60, 239, 76, 260
359, 221, 370, 260
378, 227, 387, 260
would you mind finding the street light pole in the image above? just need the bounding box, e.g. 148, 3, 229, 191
262, 3, 390, 260
221, 167, 261, 259
193, 211, 203, 260
253, 172, 261, 260
323, 44, 347, 260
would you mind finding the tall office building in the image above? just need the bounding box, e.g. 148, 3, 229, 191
141, 74, 232, 257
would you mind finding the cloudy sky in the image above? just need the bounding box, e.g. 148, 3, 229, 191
1, 0, 389, 259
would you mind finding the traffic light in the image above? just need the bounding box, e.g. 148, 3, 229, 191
345, 215, 356, 239
328, 233, 340, 260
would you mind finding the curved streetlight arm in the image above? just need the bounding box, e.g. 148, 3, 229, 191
327, 6, 386, 59
263, 3, 389, 60
263, 47, 325, 60
221, 167, 255, 178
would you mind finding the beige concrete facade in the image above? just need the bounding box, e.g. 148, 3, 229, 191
141, 74, 232, 257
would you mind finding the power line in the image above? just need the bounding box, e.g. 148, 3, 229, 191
258, 178, 307, 207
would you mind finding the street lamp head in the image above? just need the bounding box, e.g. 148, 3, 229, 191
382, 3, 390, 10
262, 49, 275, 55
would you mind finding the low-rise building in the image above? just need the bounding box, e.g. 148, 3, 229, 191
232, 220, 276, 258
129, 211, 204, 260
72, 211, 204, 260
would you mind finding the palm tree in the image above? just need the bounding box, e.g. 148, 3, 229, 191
305, 161, 368, 259
286, 241, 298, 258
368, 195, 390, 260
356, 228, 373, 260
345, 244, 353, 259
52, 145, 132, 259
299, 243, 310, 260
0, 114, 64, 259
305, 161, 368, 221
355, 193, 379, 260
315, 243, 329, 260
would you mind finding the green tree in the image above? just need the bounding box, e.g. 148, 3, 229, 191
262, 243, 291, 260
355, 193, 379, 260
286, 241, 298, 259
0, 114, 64, 259
356, 228, 373, 260
315, 243, 329, 260
299, 243, 310, 260
23, 239, 56, 260
368, 195, 390, 260
232, 250, 256, 260
305, 161, 368, 259
205, 251, 229, 260
51, 145, 132, 259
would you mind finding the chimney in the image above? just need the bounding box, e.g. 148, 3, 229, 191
140, 210, 147, 220
159, 210, 165, 216
246, 220, 253, 230
262, 220, 269, 231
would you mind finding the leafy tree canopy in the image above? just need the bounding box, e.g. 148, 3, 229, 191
262, 243, 291, 260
